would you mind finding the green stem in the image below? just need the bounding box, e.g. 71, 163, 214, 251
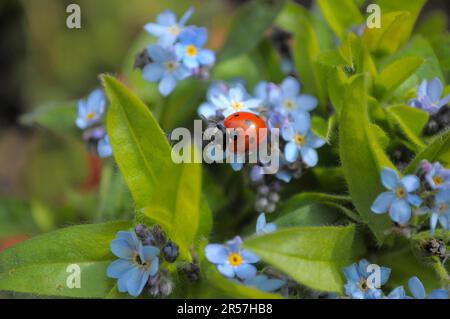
432, 257, 450, 290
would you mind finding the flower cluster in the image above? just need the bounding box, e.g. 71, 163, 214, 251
75, 89, 112, 158
205, 213, 285, 292
343, 259, 448, 299
139, 8, 215, 96
371, 162, 450, 234
107, 224, 179, 297
198, 77, 325, 212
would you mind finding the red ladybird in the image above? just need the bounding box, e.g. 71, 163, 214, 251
223, 112, 268, 153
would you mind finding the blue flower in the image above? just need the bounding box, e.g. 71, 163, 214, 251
107, 230, 160, 297
210, 83, 261, 117
343, 259, 391, 299
281, 114, 325, 167
142, 45, 191, 96
97, 134, 112, 158
409, 77, 450, 114
270, 77, 317, 117
371, 168, 422, 224
256, 213, 277, 235
175, 26, 215, 69
425, 161, 450, 190
429, 188, 450, 234
390, 277, 449, 299
253, 81, 278, 109
267, 110, 289, 131
144, 8, 194, 45
243, 275, 285, 292
76, 89, 106, 130
205, 236, 260, 279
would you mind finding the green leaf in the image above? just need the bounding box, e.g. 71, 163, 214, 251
374, 56, 424, 101
311, 116, 328, 141
244, 225, 357, 293
386, 105, 429, 149
317, 0, 363, 39
0, 198, 36, 237
274, 204, 342, 228
278, 192, 351, 215
339, 75, 395, 243
404, 128, 450, 174
218, 0, 286, 61
19, 101, 78, 133
103, 75, 207, 259
362, 11, 410, 55
370, 124, 390, 150
202, 262, 281, 299
0, 221, 131, 298
276, 2, 326, 109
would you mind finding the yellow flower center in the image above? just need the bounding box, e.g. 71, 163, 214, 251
228, 253, 242, 267
294, 133, 305, 146
283, 99, 295, 110
395, 187, 405, 198
168, 25, 181, 36
231, 101, 243, 110
358, 279, 369, 292
165, 60, 177, 72
86, 112, 96, 121
186, 44, 197, 57
433, 175, 444, 186
132, 251, 150, 270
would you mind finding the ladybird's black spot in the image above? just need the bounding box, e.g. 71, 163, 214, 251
234, 113, 239, 117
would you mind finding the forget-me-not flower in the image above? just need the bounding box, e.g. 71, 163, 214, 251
210, 83, 261, 117
244, 275, 285, 292
144, 8, 194, 46
76, 89, 106, 130
389, 277, 449, 299
371, 168, 422, 224
142, 44, 191, 96
107, 230, 160, 297
97, 134, 113, 158
281, 113, 325, 167
429, 188, 450, 234
256, 213, 277, 235
205, 236, 260, 280
270, 77, 317, 117
197, 81, 229, 119
343, 259, 391, 299
425, 161, 450, 190
409, 77, 450, 114
175, 26, 215, 69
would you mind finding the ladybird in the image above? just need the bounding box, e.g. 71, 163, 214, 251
223, 112, 268, 153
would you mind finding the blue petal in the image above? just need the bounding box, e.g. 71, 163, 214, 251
428, 289, 449, 299
408, 276, 426, 299
144, 23, 167, 37
241, 249, 260, 263
293, 112, 311, 135
217, 264, 235, 278
156, 10, 176, 26
417, 79, 427, 98
179, 7, 194, 25
205, 244, 228, 264
401, 175, 420, 192
256, 214, 266, 234
226, 236, 243, 252
284, 142, 299, 163
235, 263, 257, 279
430, 212, 439, 234
305, 132, 325, 149
198, 102, 216, 118
280, 76, 300, 98
140, 245, 160, 262
380, 266, 391, 285
438, 93, 450, 108
427, 77, 443, 102
300, 147, 318, 167
381, 168, 399, 190
116, 231, 137, 247
387, 286, 406, 299
117, 267, 134, 293
296, 94, 317, 111
149, 258, 159, 276
343, 263, 360, 282
281, 125, 294, 141
147, 44, 168, 63
110, 239, 134, 259
183, 56, 199, 69
174, 65, 192, 80
407, 194, 422, 207
357, 259, 371, 277
107, 259, 133, 279
159, 74, 177, 96
126, 268, 150, 297
229, 85, 246, 102
142, 63, 165, 82
389, 199, 411, 224
97, 135, 113, 158
87, 89, 106, 113
245, 98, 262, 109
371, 191, 395, 214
